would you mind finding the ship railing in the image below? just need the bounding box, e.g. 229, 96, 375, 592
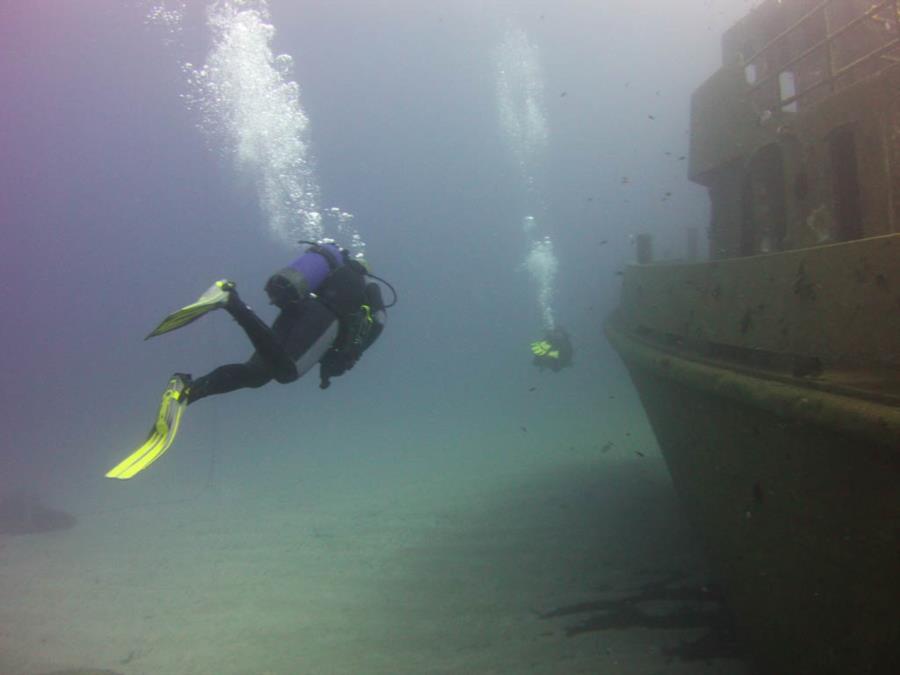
743, 0, 899, 110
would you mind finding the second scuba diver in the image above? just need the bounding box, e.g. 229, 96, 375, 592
530, 326, 574, 372
106, 240, 391, 480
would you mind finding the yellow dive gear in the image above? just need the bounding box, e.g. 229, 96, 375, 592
531, 340, 552, 357
145, 279, 235, 339
105, 374, 191, 479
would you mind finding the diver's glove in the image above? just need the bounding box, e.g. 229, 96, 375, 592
318, 349, 356, 389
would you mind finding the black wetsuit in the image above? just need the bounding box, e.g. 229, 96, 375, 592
186, 279, 385, 404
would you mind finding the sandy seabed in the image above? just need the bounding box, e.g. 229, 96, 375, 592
1, 387, 752, 675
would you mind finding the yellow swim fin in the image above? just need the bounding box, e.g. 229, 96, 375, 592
531, 340, 551, 356
106, 374, 191, 480
145, 280, 234, 340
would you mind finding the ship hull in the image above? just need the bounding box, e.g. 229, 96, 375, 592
606, 236, 900, 674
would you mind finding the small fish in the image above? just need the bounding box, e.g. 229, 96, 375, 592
528, 387, 536, 392
620, 176, 630, 184
635, 450, 645, 458
599, 239, 608, 245
601, 441, 614, 453
608, 395, 616, 399
648, 114, 656, 120
560, 91, 568, 97
520, 426, 527, 432
678, 155, 686, 160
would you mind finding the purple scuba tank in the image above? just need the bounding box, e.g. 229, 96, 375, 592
264, 242, 345, 308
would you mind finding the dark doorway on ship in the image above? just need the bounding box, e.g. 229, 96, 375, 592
828, 124, 864, 241
740, 143, 787, 255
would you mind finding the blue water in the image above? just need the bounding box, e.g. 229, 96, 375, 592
0, 1, 756, 673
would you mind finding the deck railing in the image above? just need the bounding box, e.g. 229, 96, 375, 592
744, 0, 899, 109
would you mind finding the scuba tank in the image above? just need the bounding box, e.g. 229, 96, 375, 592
264, 242, 357, 309
266, 239, 397, 311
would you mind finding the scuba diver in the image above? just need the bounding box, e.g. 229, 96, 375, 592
530, 326, 574, 372
106, 240, 392, 480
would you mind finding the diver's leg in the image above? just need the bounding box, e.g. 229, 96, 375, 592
185, 358, 273, 405
187, 298, 338, 403
224, 290, 298, 381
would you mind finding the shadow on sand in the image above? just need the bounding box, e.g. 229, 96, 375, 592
0, 493, 77, 535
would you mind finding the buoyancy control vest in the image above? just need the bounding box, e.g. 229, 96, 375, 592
265, 242, 380, 369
